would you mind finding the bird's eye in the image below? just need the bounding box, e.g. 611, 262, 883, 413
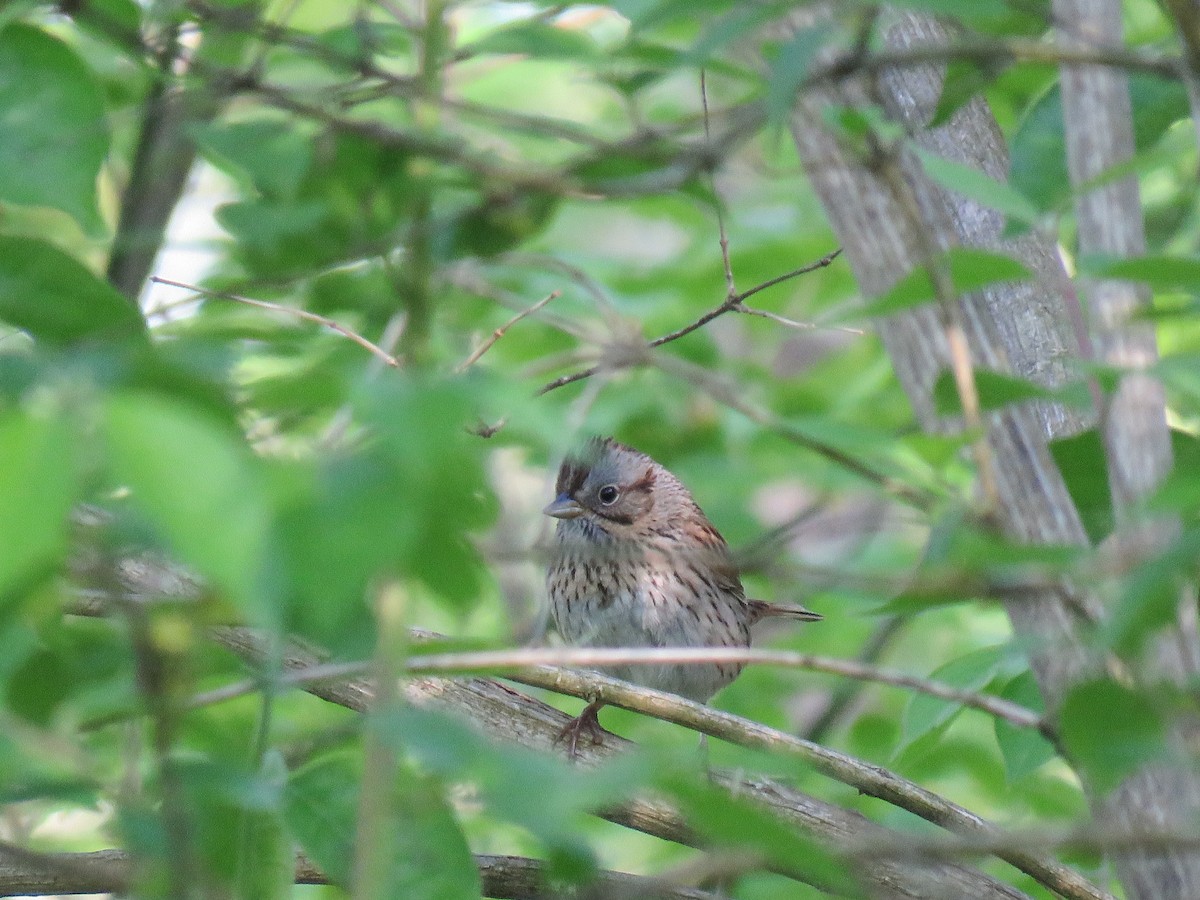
598, 485, 620, 505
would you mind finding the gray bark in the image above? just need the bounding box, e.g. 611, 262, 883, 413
784, 9, 1200, 898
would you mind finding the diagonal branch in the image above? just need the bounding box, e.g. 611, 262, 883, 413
205, 624, 1104, 900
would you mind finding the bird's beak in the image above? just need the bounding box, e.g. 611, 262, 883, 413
543, 494, 584, 519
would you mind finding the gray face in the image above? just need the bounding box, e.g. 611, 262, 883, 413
544, 438, 657, 539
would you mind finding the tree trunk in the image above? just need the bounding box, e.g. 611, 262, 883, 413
785, 10, 1200, 898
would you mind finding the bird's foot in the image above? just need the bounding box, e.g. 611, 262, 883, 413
555, 701, 608, 758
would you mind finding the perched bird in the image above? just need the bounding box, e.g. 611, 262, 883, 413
544, 436, 821, 754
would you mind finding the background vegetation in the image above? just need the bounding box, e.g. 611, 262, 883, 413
1, 0, 1198, 897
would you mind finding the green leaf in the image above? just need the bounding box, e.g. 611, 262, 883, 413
764, 25, 835, 123
193, 119, 313, 199
901, 645, 1012, 748
1060, 679, 1167, 794
885, 0, 1047, 33
285, 752, 359, 886
103, 392, 268, 604
1010, 85, 1070, 210
932, 368, 1054, 416
1049, 429, 1114, 545
0, 237, 145, 345
285, 750, 480, 899
0, 24, 108, 231
657, 765, 855, 890
0, 413, 77, 601
930, 60, 999, 127
865, 248, 1031, 316
1078, 253, 1200, 293
233, 753, 293, 900
466, 21, 599, 60
1102, 527, 1200, 655
994, 672, 1056, 781
918, 149, 1041, 225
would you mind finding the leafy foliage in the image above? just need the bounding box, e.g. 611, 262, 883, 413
0, 0, 1197, 898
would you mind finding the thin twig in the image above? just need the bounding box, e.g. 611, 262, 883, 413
182, 645, 1045, 734
149, 277, 400, 367
456, 290, 560, 372
737, 303, 863, 334
701, 70, 737, 301
536, 249, 844, 396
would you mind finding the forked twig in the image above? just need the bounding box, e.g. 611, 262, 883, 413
536, 249, 845, 396
456, 290, 561, 372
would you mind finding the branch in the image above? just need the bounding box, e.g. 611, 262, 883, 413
65, 558, 1041, 899
149, 277, 401, 367
806, 34, 1182, 88
0, 843, 717, 900
106, 17, 240, 301
200, 624, 1105, 900
228, 645, 1045, 734
535, 248, 844, 395
208, 624, 1037, 900
456, 291, 561, 372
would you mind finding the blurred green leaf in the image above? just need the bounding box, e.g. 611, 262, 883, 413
994, 672, 1056, 781
103, 392, 269, 604
0, 237, 145, 345
285, 749, 480, 899
7, 618, 131, 726
917, 148, 1041, 225
1049, 429, 1114, 545
659, 772, 855, 892
901, 645, 1013, 749
217, 132, 416, 278
1010, 84, 1068, 209
1079, 253, 1200, 293
865, 248, 1031, 316
931, 60, 1000, 127
933, 368, 1050, 415
285, 751, 359, 886
234, 752, 294, 900
466, 20, 600, 59
0, 24, 108, 231
1102, 526, 1200, 655
1011, 74, 1186, 211
391, 704, 643, 858
0, 412, 77, 602
194, 119, 313, 199
1060, 679, 1167, 794
885, 0, 1048, 33
764, 25, 835, 124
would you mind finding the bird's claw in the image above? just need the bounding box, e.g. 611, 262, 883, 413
555, 702, 608, 758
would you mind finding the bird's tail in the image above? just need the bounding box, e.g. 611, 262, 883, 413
748, 599, 822, 623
